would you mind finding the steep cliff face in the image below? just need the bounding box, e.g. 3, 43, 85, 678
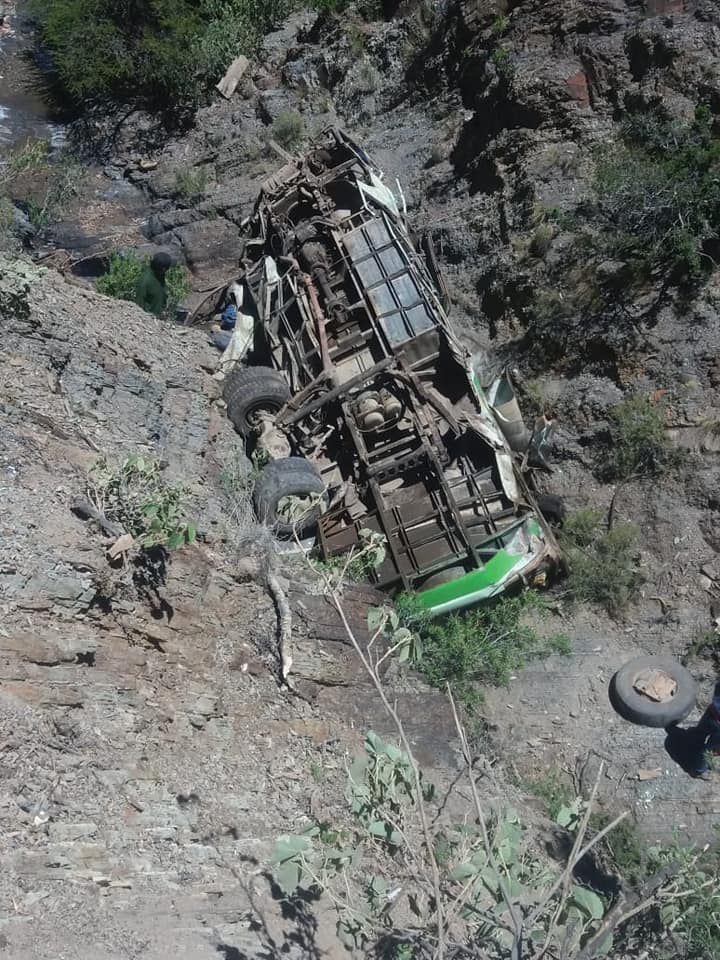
96, 0, 720, 832
3, 2, 720, 955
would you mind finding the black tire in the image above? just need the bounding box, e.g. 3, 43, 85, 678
223, 366, 291, 436
610, 655, 697, 728
253, 457, 326, 539
536, 493, 567, 527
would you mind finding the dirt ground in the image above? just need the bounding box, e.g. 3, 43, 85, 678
0, 257, 467, 959
3, 1, 720, 954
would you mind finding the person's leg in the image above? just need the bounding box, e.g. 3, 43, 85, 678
692, 714, 713, 776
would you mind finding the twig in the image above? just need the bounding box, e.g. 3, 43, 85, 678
71, 496, 125, 538
447, 688, 523, 960
574, 864, 678, 960
266, 557, 293, 685
326, 585, 446, 960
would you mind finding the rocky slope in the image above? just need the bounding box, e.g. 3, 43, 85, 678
3, 0, 720, 954
0, 258, 467, 958
75, 0, 720, 766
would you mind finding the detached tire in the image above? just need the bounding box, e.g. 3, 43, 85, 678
224, 366, 291, 436
253, 457, 326, 539
610, 655, 697, 728
536, 493, 567, 527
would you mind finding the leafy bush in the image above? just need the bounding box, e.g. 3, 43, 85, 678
595, 108, 720, 280
644, 842, 720, 960
33, 0, 385, 112
560, 509, 640, 614
87, 454, 197, 551
525, 768, 574, 820
271, 111, 305, 149
97, 252, 190, 315
0, 197, 17, 250
175, 166, 210, 201
596, 815, 646, 886
491, 14, 509, 34
165, 263, 192, 313
96, 252, 144, 302
6, 137, 50, 175
406, 594, 570, 709
32, 0, 293, 110
529, 222, 554, 258
271, 731, 622, 958
310, 0, 381, 16
1, 139, 84, 233
491, 47, 515, 80
683, 629, 720, 670
606, 394, 671, 480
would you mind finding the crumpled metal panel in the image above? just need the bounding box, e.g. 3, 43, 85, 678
343, 218, 437, 346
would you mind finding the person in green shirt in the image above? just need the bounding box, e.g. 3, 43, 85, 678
135, 252, 173, 316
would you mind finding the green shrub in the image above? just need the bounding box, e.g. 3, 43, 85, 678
87, 454, 197, 551
97, 252, 191, 315
271, 111, 305, 150
174, 166, 209, 201
561, 509, 640, 614
5, 137, 50, 177
32, 0, 390, 112
528, 222, 554, 258
643, 841, 720, 960
1, 142, 83, 233
595, 107, 720, 280
406, 594, 570, 710
491, 14, 509, 34
0, 197, 17, 249
596, 815, 646, 886
525, 768, 574, 820
96, 252, 144, 302
683, 629, 720, 670
606, 394, 671, 480
31, 0, 293, 110
310, 0, 381, 16
165, 263, 191, 314
491, 47, 515, 80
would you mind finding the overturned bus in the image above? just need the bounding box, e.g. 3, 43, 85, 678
219, 128, 561, 614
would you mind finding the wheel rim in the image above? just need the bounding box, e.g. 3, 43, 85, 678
246, 401, 283, 429
632, 668, 678, 704
276, 493, 322, 527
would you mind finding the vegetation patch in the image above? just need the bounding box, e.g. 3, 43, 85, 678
560, 509, 640, 615
97, 251, 190, 316
0, 137, 83, 235
174, 166, 210, 201
271, 111, 306, 150
32, 0, 383, 112
594, 107, 720, 282
86, 454, 197, 551
605, 394, 673, 480
525, 768, 574, 820
397, 593, 570, 711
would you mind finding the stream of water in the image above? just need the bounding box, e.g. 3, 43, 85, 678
0, 1, 67, 153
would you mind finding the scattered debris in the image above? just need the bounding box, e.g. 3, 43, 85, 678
216, 55, 250, 99
107, 532, 135, 559
637, 768, 662, 781
633, 669, 677, 703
